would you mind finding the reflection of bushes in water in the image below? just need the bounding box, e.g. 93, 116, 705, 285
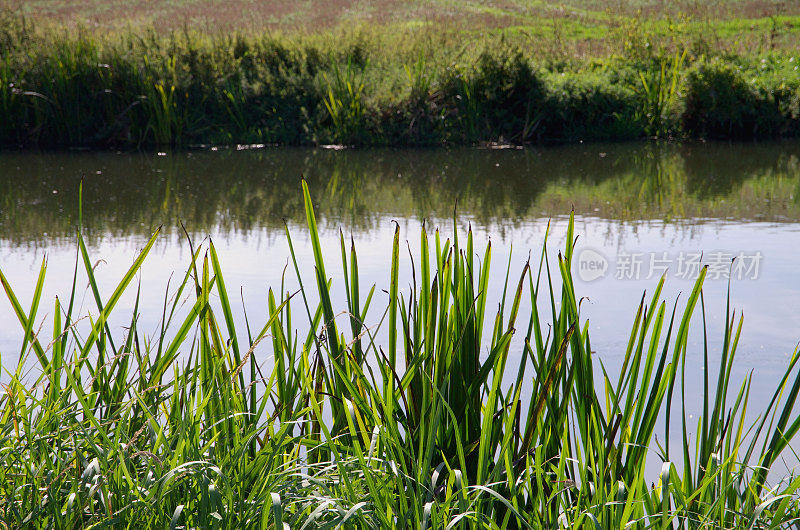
537, 145, 800, 220
2, 12, 800, 148
614, 148, 689, 215
680, 141, 800, 198
1, 143, 800, 245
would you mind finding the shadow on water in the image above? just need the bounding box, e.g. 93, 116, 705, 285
1, 140, 800, 246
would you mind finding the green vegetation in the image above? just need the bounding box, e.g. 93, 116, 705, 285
2, 181, 800, 527
7, 0, 800, 49
1, 4, 800, 148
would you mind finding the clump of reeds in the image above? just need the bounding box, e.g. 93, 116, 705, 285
1, 181, 800, 528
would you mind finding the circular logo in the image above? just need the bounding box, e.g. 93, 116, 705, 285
577, 248, 608, 282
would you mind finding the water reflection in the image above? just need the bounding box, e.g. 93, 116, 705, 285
1, 141, 799, 246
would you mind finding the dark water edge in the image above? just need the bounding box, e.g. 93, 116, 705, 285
2, 139, 800, 248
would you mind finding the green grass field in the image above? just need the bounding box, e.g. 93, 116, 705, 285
6, 0, 800, 55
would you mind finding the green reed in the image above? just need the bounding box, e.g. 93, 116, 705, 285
323, 56, 367, 145
1, 181, 800, 528
636, 49, 687, 138
142, 82, 186, 146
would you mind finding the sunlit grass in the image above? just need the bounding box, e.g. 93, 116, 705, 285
1, 181, 800, 527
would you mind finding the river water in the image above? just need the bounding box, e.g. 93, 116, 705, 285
1, 141, 799, 446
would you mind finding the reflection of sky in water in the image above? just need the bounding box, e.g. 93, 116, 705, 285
2, 218, 799, 402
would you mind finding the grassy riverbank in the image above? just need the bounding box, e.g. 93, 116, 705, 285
2, 4, 800, 148
2, 182, 800, 527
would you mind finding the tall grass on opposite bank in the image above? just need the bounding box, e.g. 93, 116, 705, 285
2, 181, 800, 527
2, 10, 800, 148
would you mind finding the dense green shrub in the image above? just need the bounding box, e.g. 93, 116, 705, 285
681, 58, 786, 139
540, 71, 642, 141
439, 49, 546, 143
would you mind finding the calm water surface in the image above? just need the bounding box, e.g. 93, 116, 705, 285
2, 141, 800, 430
